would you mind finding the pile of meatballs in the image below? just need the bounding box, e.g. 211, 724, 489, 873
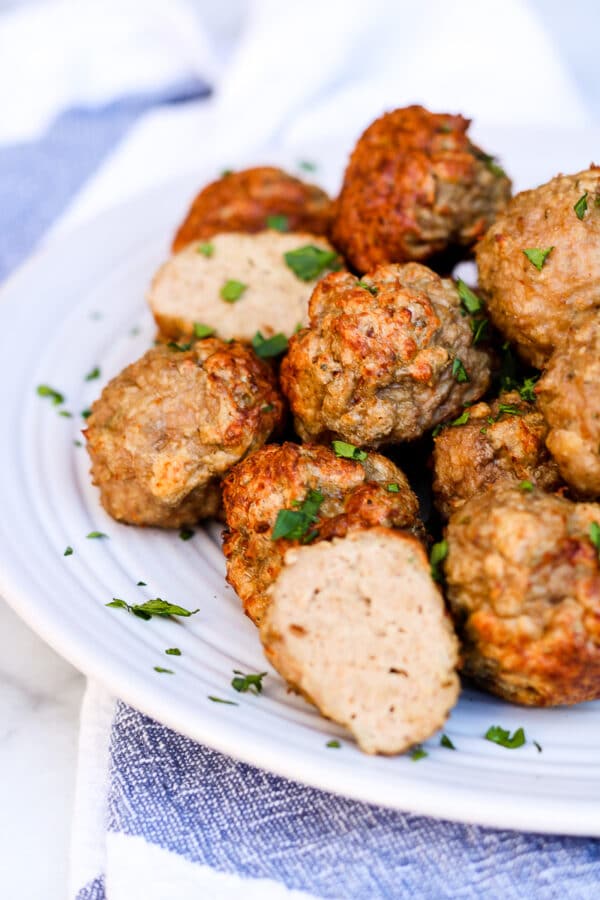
85, 105, 600, 755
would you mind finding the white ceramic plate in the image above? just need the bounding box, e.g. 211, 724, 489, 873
2, 131, 600, 837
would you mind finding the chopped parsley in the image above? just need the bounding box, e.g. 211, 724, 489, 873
252, 331, 289, 358
497, 403, 522, 417
37, 384, 64, 405
471, 316, 489, 345
522, 247, 554, 271
326, 739, 341, 749
220, 169, 233, 177
179, 527, 194, 541
261, 403, 275, 413
64, 546, 73, 557
86, 531, 108, 539
485, 725, 526, 749
106, 597, 199, 620
231, 670, 268, 694
165, 648, 181, 656
430, 540, 448, 583
356, 279, 379, 296
59, 410, 73, 418
137, 581, 147, 586
197, 242, 214, 257
410, 747, 428, 761
85, 366, 101, 381
284, 245, 341, 281
81, 408, 92, 419
298, 160, 317, 172
519, 480, 534, 492
470, 145, 506, 178
457, 279, 482, 314
387, 483, 400, 493
440, 734, 456, 750
167, 340, 193, 352
153, 666, 174, 674
272, 489, 324, 542
533, 740, 543, 753
574, 192, 588, 220
452, 358, 469, 383
220, 279, 247, 303
332, 440, 368, 461
589, 521, 600, 557
266, 214, 289, 232
519, 375, 539, 403
451, 410, 470, 427
193, 322, 215, 339
208, 695, 238, 706
74, 440, 83, 447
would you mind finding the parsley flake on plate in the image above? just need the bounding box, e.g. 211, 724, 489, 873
85, 366, 101, 381
574, 192, 588, 220
332, 440, 368, 461
410, 747, 428, 761
266, 214, 289, 232
231, 670, 268, 694
272, 489, 324, 543
179, 527, 194, 541
197, 242, 214, 257
284, 245, 341, 281
298, 160, 317, 172
208, 695, 238, 706
37, 384, 64, 405
456, 279, 482, 314
106, 598, 199, 620
137, 581, 147, 586
252, 331, 289, 358
154, 666, 174, 674
59, 410, 73, 418
522, 247, 554, 271
430, 540, 448, 583
440, 734, 456, 750
485, 724, 526, 749
326, 740, 341, 749
220, 279, 247, 303
81, 408, 92, 419
64, 546, 73, 557
193, 322, 215, 339
452, 358, 469, 383
86, 531, 108, 539
165, 648, 181, 656
533, 741, 543, 753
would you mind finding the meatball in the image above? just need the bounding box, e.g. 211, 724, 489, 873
172, 166, 332, 253
432, 390, 562, 519
331, 105, 511, 272
280, 263, 492, 447
149, 231, 341, 343
476, 167, 600, 368
222, 442, 421, 624
445, 485, 600, 706
85, 339, 283, 527
261, 528, 460, 755
536, 309, 600, 496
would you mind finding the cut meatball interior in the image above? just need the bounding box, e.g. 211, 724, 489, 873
260, 528, 459, 755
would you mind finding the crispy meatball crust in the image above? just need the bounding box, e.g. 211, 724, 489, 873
476, 167, 600, 368
331, 105, 511, 272
149, 231, 340, 343
432, 391, 562, 519
536, 309, 600, 496
222, 442, 421, 624
280, 263, 492, 447
172, 167, 332, 253
445, 485, 600, 706
261, 528, 459, 755
85, 339, 283, 527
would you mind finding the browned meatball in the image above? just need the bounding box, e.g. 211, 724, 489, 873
222, 442, 421, 624
280, 263, 492, 448
476, 167, 600, 368
172, 167, 332, 252
432, 390, 562, 519
85, 339, 283, 527
537, 309, 600, 496
445, 485, 600, 706
331, 106, 511, 272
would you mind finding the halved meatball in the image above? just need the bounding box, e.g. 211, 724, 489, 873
261, 528, 460, 755
172, 166, 332, 253
445, 485, 600, 706
280, 263, 492, 447
149, 231, 341, 343
85, 339, 283, 527
432, 390, 562, 519
222, 442, 421, 624
476, 166, 600, 368
331, 105, 511, 272
537, 309, 600, 497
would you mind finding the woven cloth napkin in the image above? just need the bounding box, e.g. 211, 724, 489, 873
2, 1, 599, 897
